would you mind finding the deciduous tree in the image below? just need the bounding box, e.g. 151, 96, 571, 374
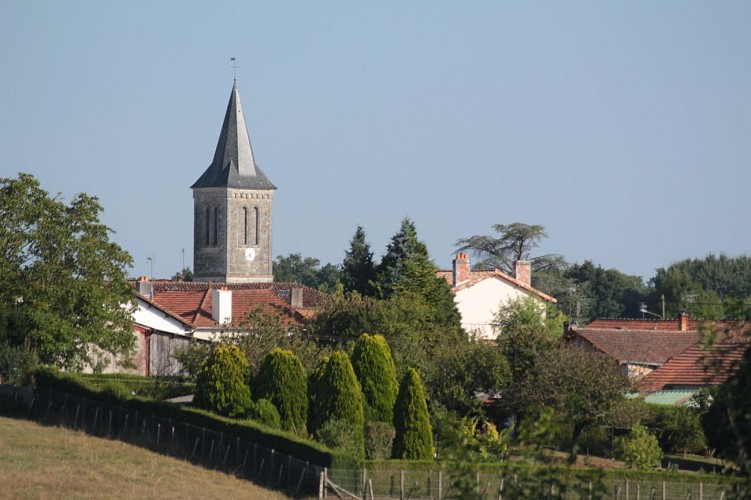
0, 173, 135, 371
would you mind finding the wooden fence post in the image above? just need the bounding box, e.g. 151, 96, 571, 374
400, 469, 404, 500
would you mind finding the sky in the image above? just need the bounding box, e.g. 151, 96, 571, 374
1, 1, 750, 282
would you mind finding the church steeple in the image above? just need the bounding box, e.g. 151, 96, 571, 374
191, 82, 276, 190
191, 82, 276, 283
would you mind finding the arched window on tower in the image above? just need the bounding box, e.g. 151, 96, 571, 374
242, 207, 248, 246
252, 207, 259, 245
212, 206, 218, 246
204, 207, 210, 246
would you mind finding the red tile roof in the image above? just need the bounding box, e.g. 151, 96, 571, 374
569, 327, 698, 365
587, 318, 696, 331
436, 269, 556, 303
134, 281, 321, 329
638, 322, 751, 391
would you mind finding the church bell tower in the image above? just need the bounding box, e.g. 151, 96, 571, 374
191, 81, 276, 283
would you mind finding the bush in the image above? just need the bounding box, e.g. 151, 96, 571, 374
351, 333, 398, 422
308, 351, 365, 458
253, 348, 307, 436
0, 344, 38, 386
392, 368, 433, 460
365, 421, 395, 460
194, 345, 252, 418
248, 398, 281, 429
614, 424, 662, 470
316, 419, 364, 458
649, 405, 706, 456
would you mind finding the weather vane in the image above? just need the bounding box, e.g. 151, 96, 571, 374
230, 57, 238, 81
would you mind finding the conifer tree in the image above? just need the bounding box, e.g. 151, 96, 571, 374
351, 333, 398, 422
393, 368, 434, 460
253, 348, 308, 435
308, 351, 365, 456
341, 225, 376, 296
194, 345, 253, 418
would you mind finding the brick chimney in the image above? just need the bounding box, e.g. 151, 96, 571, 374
452, 253, 471, 286
515, 260, 531, 286
136, 276, 153, 299
212, 287, 232, 325
679, 311, 689, 332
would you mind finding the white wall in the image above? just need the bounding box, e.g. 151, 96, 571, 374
454, 278, 543, 341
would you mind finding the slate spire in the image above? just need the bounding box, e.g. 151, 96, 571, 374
191, 82, 276, 190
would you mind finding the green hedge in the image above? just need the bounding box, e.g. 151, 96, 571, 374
33, 366, 355, 469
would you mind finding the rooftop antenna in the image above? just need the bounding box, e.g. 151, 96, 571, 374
230, 57, 238, 82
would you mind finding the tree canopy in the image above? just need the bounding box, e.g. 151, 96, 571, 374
341, 225, 376, 296
273, 253, 341, 289
0, 173, 135, 371
456, 222, 564, 275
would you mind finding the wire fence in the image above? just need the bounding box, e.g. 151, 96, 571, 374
324, 467, 740, 499
26, 387, 324, 497
15, 386, 746, 500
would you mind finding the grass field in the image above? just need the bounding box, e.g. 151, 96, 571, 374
0, 416, 289, 499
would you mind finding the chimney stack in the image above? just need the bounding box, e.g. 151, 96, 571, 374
679, 311, 689, 332
136, 276, 153, 299
452, 253, 471, 287
212, 287, 232, 325
291, 288, 303, 309
515, 260, 531, 286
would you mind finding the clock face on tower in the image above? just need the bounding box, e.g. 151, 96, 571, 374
244, 248, 256, 262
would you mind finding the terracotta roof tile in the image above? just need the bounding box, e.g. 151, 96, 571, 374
132, 281, 321, 330
569, 327, 698, 365
638, 323, 751, 391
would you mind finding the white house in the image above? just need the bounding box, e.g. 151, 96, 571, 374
438, 253, 556, 341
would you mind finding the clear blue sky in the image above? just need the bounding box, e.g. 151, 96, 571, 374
2, 1, 749, 281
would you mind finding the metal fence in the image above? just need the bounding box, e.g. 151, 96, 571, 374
19, 387, 745, 500
323, 467, 740, 499
26, 387, 324, 497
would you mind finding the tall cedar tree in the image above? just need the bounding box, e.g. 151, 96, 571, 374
393, 368, 434, 460
308, 351, 365, 454
341, 225, 376, 296
351, 333, 398, 422
0, 173, 135, 370
376, 218, 461, 333
253, 348, 308, 435
194, 345, 252, 418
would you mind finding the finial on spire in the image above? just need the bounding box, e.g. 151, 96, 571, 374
230, 57, 238, 82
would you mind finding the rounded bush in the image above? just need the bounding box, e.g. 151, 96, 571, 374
248, 398, 282, 429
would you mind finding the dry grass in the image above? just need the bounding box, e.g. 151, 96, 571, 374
0, 416, 290, 499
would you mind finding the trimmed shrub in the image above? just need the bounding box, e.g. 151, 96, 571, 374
253, 348, 308, 435
194, 345, 252, 418
308, 351, 365, 458
392, 368, 434, 460
248, 398, 281, 429
316, 419, 364, 458
365, 420, 395, 460
351, 333, 398, 423
614, 423, 663, 470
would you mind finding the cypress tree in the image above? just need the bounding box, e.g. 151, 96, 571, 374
341, 225, 376, 296
351, 333, 398, 422
309, 351, 365, 456
194, 345, 252, 418
253, 348, 308, 435
393, 368, 434, 460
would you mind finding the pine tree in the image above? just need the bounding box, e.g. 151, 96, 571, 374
341, 225, 376, 296
253, 348, 308, 435
308, 351, 365, 457
194, 345, 253, 418
393, 368, 434, 460
351, 333, 398, 422
376, 217, 462, 332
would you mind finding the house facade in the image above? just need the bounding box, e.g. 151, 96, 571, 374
437, 253, 556, 341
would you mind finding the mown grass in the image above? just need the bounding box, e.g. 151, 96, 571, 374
0, 416, 289, 499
